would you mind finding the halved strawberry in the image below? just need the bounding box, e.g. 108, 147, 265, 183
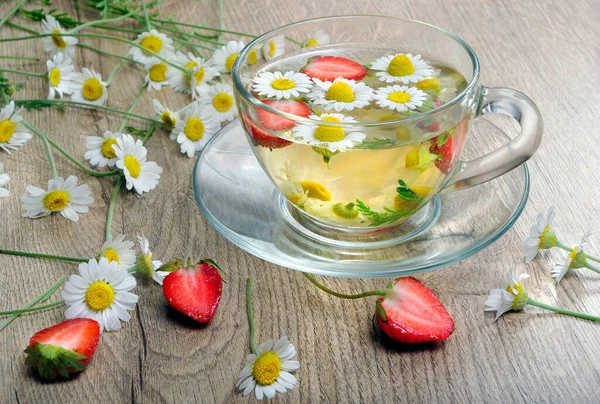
301, 56, 367, 81
242, 116, 293, 149
257, 100, 310, 131
429, 135, 454, 173
375, 277, 454, 344
162, 259, 223, 323
25, 318, 101, 379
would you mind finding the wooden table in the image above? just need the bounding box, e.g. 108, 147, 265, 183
1, 0, 599, 402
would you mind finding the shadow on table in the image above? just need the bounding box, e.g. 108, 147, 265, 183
163, 306, 211, 330
370, 316, 447, 353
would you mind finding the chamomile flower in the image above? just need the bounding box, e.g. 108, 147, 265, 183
144, 59, 170, 92
197, 83, 237, 123
70, 68, 108, 107
46, 53, 74, 100
99, 234, 136, 271
152, 99, 179, 128
62, 257, 138, 332
302, 30, 330, 47
370, 53, 433, 84
292, 113, 366, 152
308, 77, 373, 112
165, 52, 218, 97
262, 35, 285, 61
170, 105, 220, 157
523, 207, 557, 263
252, 71, 312, 100
373, 85, 428, 112
0, 163, 10, 198
21, 176, 93, 222
41, 15, 78, 58
0, 101, 32, 154
415, 69, 458, 103
114, 134, 162, 194
136, 236, 168, 285
551, 232, 591, 283
484, 270, 530, 321
128, 29, 175, 65
84, 130, 122, 168
211, 40, 245, 73
236, 336, 299, 400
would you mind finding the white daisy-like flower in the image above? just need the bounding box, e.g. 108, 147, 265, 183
252, 71, 313, 100
370, 53, 434, 84
114, 134, 162, 194
84, 130, 122, 168
308, 77, 373, 112
484, 270, 530, 320
136, 236, 167, 285
550, 232, 591, 283
46, 53, 74, 100
197, 83, 237, 123
165, 52, 219, 97
0, 101, 32, 154
302, 30, 330, 47
144, 59, 170, 92
128, 29, 175, 65
21, 176, 93, 222
41, 15, 78, 58
236, 336, 300, 400
0, 162, 10, 198
62, 257, 138, 333
211, 40, 245, 73
152, 99, 179, 127
99, 233, 136, 271
523, 207, 556, 263
415, 69, 458, 104
292, 113, 366, 152
170, 105, 220, 157
262, 35, 285, 61
70, 68, 108, 107
373, 85, 428, 112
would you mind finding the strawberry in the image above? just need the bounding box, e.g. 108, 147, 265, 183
256, 100, 310, 131
25, 318, 101, 379
429, 135, 454, 173
243, 117, 293, 149
162, 259, 223, 323
301, 56, 367, 81
375, 277, 454, 344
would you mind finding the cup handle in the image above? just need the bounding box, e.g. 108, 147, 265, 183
442, 86, 543, 192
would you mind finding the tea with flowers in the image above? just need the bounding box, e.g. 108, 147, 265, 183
242, 48, 468, 228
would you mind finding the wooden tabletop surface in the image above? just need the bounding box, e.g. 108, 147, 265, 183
1, 0, 600, 402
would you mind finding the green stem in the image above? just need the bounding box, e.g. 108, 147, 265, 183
140, 0, 151, 31
0, 55, 39, 61
127, 264, 139, 273
94, 24, 141, 34
303, 273, 389, 299
246, 278, 257, 354
527, 298, 600, 322
0, 249, 88, 263
23, 121, 57, 179
0, 69, 45, 78
555, 242, 600, 264
105, 177, 124, 241
106, 57, 128, 86
71, 10, 136, 33
0, 0, 27, 29
6, 21, 37, 34
285, 36, 302, 46
153, 21, 223, 47
150, 18, 257, 38
217, 0, 224, 43
583, 262, 600, 275
78, 43, 144, 65
0, 300, 64, 316
142, 123, 157, 145
118, 86, 145, 132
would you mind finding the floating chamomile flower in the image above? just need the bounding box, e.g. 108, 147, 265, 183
373, 85, 428, 112
171, 105, 220, 157
84, 130, 122, 168
144, 59, 170, 92
280, 181, 309, 207
62, 257, 138, 332
46, 53, 74, 100
292, 113, 366, 152
0, 101, 32, 154
262, 35, 285, 61
302, 30, 330, 47
551, 232, 591, 283
114, 134, 162, 194
99, 233, 136, 271
252, 71, 313, 100
523, 207, 557, 263
152, 100, 179, 127
128, 29, 175, 65
197, 83, 237, 123
415, 69, 458, 104
70, 68, 108, 107
41, 15, 78, 58
136, 236, 168, 285
370, 53, 433, 84
308, 77, 373, 112
0, 163, 10, 198
21, 176, 93, 222
484, 270, 530, 321
212, 40, 245, 73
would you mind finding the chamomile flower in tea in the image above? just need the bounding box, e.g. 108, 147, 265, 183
70, 68, 108, 107
252, 71, 313, 100
46, 53, 74, 99
308, 77, 373, 112
41, 15, 78, 58
0, 101, 32, 154
262, 35, 285, 61
292, 113, 366, 152
373, 85, 428, 112
212, 40, 246, 73
128, 29, 175, 65
171, 105, 220, 157
197, 83, 237, 123
370, 53, 433, 84
84, 130, 122, 168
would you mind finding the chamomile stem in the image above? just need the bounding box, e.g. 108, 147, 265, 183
106, 57, 128, 86
150, 18, 257, 38
0, 0, 27, 29
23, 121, 58, 179
0, 249, 88, 263
246, 278, 257, 354
105, 176, 125, 241
140, 0, 152, 31
127, 264, 139, 274
6, 21, 36, 34
118, 86, 145, 132
78, 43, 144, 65
303, 273, 388, 299
217, 0, 224, 43
142, 123, 157, 145
71, 10, 136, 33
555, 241, 600, 264
583, 263, 600, 275
0, 56, 39, 61
285, 36, 302, 46
0, 300, 64, 316
153, 22, 219, 50
527, 298, 600, 322
0, 69, 45, 78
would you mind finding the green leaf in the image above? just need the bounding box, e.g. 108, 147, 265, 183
355, 137, 396, 150
25, 343, 86, 380
375, 300, 388, 322
435, 126, 455, 147
395, 180, 423, 203
15, 100, 66, 112
40, 0, 52, 5
125, 126, 149, 137
19, 9, 82, 28
355, 199, 413, 227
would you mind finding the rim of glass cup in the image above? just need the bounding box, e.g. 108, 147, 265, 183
232, 15, 481, 128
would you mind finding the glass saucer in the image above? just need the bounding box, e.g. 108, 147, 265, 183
193, 118, 529, 278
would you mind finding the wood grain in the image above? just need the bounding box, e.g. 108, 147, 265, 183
1, 0, 600, 402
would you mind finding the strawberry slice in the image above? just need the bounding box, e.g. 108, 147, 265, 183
256, 100, 310, 131
429, 135, 454, 173
162, 259, 223, 323
301, 56, 367, 81
242, 116, 293, 149
25, 318, 101, 379
376, 277, 454, 344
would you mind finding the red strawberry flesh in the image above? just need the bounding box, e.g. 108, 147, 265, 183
256, 100, 310, 131
429, 135, 454, 173
301, 56, 367, 81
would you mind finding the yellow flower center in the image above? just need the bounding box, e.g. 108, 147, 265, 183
252, 352, 281, 386
416, 78, 440, 92
388, 91, 411, 104
82, 78, 104, 101
405, 148, 420, 168
225, 53, 238, 72
325, 82, 355, 103
193, 67, 205, 84
124, 155, 141, 178
313, 116, 344, 142
387, 54, 415, 77
506, 282, 528, 310
268, 41, 277, 57
51, 29, 67, 49
140, 35, 163, 55
161, 111, 176, 126
305, 38, 318, 47
85, 281, 115, 311
287, 193, 303, 205
148, 63, 167, 82
48, 67, 61, 87
101, 138, 117, 158
271, 78, 295, 91
102, 248, 120, 263
184, 61, 198, 69
300, 180, 331, 201
212, 93, 233, 112
248, 49, 258, 65
0, 120, 15, 143
43, 190, 70, 211
184, 117, 205, 141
